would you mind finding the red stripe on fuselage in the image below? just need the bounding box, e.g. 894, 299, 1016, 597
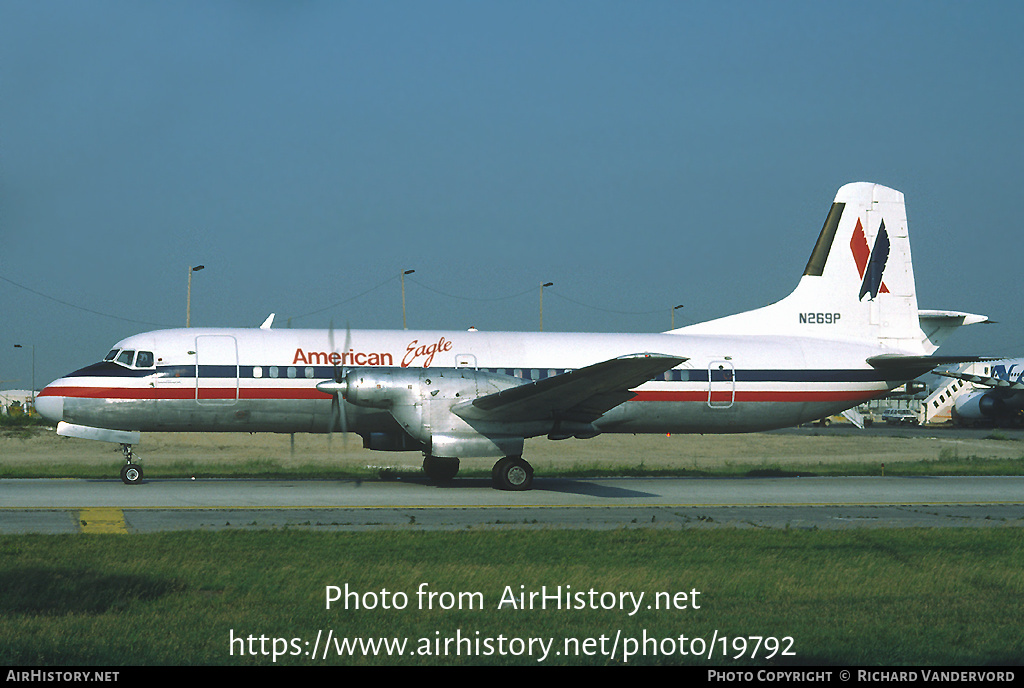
40, 386, 881, 404
36, 386, 332, 400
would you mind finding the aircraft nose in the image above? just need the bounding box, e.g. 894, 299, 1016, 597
34, 387, 65, 424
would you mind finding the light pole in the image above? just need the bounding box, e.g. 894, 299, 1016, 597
401, 269, 415, 329
671, 304, 684, 329
539, 282, 553, 331
186, 264, 205, 327
13, 344, 34, 412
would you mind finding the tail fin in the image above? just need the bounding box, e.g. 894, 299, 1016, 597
675, 182, 931, 351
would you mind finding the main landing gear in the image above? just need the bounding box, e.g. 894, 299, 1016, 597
422, 454, 535, 490
492, 455, 534, 491
422, 455, 460, 482
119, 443, 143, 485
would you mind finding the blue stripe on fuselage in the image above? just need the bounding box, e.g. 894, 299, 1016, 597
65, 362, 894, 384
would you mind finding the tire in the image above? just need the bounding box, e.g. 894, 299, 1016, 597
422, 455, 459, 482
120, 463, 143, 485
492, 456, 533, 491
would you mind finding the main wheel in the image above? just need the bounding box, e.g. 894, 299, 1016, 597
492, 456, 533, 491
120, 463, 143, 485
422, 455, 460, 482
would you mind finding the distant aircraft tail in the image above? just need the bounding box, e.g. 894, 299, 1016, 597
674, 182, 985, 353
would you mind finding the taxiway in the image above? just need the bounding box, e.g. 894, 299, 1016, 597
2, 475, 1022, 533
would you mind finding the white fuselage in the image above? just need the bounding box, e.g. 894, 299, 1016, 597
37, 326, 900, 440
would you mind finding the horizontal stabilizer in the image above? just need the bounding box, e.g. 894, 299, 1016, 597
919, 310, 993, 326
918, 310, 992, 352
867, 354, 995, 380
454, 353, 686, 423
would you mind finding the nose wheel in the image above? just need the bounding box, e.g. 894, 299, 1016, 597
119, 444, 144, 485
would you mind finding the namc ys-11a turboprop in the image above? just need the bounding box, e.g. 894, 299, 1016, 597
36, 183, 989, 490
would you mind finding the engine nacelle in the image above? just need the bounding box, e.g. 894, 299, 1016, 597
341, 367, 524, 409
331, 367, 533, 457
431, 433, 524, 458
345, 369, 407, 409
954, 392, 1004, 420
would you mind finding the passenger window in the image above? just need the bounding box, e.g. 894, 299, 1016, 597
136, 351, 155, 368
253, 366, 263, 379
117, 350, 135, 367
269, 366, 279, 378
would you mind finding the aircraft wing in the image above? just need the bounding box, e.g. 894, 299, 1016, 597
934, 370, 1024, 390
452, 353, 686, 423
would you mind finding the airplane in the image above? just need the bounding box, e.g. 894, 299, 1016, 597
35, 182, 990, 490
936, 359, 1024, 426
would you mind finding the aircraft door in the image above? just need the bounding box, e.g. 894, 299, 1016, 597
195, 335, 239, 405
707, 360, 735, 409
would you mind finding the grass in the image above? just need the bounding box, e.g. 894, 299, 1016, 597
1, 529, 1022, 666
0, 412, 48, 439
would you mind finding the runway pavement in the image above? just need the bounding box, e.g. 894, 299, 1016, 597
2, 475, 1023, 533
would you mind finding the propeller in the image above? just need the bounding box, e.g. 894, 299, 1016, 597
316, 320, 351, 449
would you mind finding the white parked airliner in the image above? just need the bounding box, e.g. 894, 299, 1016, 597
937, 359, 1024, 426
36, 183, 988, 489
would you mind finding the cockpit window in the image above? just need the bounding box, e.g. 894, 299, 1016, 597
108, 348, 156, 369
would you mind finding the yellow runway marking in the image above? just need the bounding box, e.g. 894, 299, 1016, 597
78, 507, 128, 534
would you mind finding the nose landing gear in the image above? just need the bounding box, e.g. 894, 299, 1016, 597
119, 443, 143, 485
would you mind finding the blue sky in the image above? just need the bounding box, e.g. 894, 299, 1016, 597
3, 1, 1022, 388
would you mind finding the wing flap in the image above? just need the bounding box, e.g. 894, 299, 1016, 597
453, 353, 686, 423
